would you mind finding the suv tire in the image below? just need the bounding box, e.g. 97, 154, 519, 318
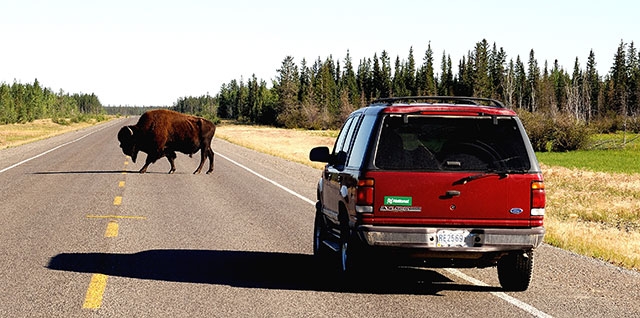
340, 222, 371, 274
497, 251, 534, 291
313, 206, 331, 266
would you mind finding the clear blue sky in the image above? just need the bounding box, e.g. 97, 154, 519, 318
1, 0, 637, 106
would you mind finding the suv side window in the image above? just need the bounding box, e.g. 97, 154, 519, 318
346, 114, 375, 168
332, 116, 355, 156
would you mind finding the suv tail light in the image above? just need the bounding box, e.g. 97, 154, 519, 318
530, 181, 545, 217
356, 178, 374, 213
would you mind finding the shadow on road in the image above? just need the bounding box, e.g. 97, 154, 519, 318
33, 170, 137, 174
32, 170, 199, 175
47, 249, 501, 295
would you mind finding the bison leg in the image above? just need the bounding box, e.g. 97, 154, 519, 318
194, 146, 215, 174
166, 151, 177, 174
193, 149, 206, 174
139, 153, 163, 174
139, 161, 151, 174
139, 154, 158, 173
206, 147, 214, 174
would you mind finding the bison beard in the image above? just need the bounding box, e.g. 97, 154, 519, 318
117, 109, 216, 174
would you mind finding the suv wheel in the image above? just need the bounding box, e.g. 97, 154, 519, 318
313, 206, 331, 264
339, 228, 367, 274
497, 251, 534, 291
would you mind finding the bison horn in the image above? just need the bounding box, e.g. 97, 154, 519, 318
127, 126, 133, 136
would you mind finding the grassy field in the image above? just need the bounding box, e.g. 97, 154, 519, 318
534, 133, 640, 269
3, 120, 639, 270
215, 123, 338, 169
0, 118, 108, 149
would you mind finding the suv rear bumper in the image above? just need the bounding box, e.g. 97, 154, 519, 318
358, 225, 545, 252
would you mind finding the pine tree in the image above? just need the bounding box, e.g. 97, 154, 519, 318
489, 43, 507, 100
627, 42, 639, 115
455, 55, 472, 96
380, 51, 392, 98
299, 58, 313, 107
585, 50, 600, 119
514, 56, 527, 109
610, 40, 628, 116
551, 60, 568, 113
438, 52, 453, 96
372, 53, 382, 99
275, 56, 300, 127
473, 39, 491, 98
538, 61, 556, 114
0, 83, 16, 124
420, 43, 437, 96
526, 49, 541, 111
404, 47, 417, 96
315, 56, 339, 123
341, 50, 360, 108
392, 56, 408, 96
357, 58, 373, 103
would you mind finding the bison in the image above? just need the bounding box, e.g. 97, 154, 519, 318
117, 109, 216, 174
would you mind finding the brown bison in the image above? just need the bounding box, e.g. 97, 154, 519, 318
117, 109, 216, 174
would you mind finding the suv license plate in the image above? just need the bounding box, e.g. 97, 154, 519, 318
436, 230, 471, 247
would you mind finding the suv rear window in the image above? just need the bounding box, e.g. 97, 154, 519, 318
374, 114, 532, 172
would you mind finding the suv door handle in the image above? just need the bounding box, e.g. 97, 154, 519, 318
445, 190, 461, 197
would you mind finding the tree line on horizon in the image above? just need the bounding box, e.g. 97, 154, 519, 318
4, 38, 640, 136
0, 79, 104, 124
207, 38, 640, 132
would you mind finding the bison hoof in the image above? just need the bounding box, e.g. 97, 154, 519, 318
168, 170, 175, 174
206, 170, 213, 174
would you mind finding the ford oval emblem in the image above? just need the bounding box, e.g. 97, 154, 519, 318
510, 208, 524, 215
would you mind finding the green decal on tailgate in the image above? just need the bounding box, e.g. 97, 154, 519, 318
384, 196, 412, 206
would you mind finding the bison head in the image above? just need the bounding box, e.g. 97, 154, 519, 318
117, 126, 139, 163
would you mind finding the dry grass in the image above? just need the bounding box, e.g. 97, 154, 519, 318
216, 123, 338, 169
542, 164, 640, 269
0, 119, 99, 149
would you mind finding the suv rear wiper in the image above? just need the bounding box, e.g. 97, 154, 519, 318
453, 169, 524, 185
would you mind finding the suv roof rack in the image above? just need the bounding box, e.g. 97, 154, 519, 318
371, 96, 505, 108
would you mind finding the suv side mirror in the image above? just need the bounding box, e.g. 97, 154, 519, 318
309, 146, 331, 163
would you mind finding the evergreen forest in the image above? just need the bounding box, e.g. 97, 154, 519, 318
3, 38, 640, 151
214, 39, 640, 133
0, 79, 104, 124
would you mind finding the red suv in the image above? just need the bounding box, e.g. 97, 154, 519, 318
310, 96, 545, 291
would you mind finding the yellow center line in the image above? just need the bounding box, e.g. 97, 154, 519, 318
82, 164, 131, 310
83, 274, 108, 309
86, 215, 146, 220
105, 221, 119, 237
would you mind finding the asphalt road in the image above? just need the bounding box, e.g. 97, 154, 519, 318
1, 117, 639, 317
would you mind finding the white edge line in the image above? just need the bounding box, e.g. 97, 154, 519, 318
445, 268, 553, 318
0, 121, 120, 174
217, 152, 316, 206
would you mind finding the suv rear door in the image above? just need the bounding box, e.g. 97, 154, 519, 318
369, 113, 540, 227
